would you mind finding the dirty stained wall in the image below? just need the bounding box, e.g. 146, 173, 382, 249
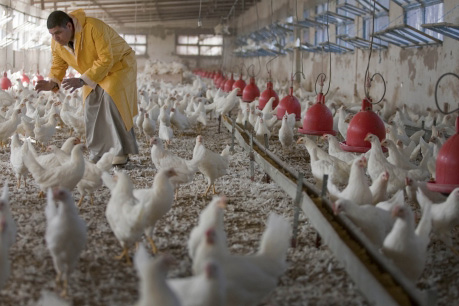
228, 0, 459, 113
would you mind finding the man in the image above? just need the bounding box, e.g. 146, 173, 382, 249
35, 10, 139, 165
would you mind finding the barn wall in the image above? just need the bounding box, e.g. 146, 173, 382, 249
225, 0, 459, 113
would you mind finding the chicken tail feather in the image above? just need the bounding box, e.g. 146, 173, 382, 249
257, 213, 291, 263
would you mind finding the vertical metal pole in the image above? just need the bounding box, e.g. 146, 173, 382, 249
291, 172, 304, 248
264, 133, 269, 149
231, 117, 236, 153
249, 133, 254, 181
218, 115, 222, 133
316, 174, 329, 248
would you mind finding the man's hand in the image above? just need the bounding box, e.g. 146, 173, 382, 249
62, 77, 84, 93
35, 80, 57, 93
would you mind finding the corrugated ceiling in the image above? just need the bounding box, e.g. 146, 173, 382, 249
31, 0, 259, 27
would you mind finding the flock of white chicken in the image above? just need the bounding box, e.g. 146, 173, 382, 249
0, 68, 457, 305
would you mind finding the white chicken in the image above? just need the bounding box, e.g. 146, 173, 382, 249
0, 109, 22, 148
193, 135, 230, 197
323, 134, 357, 164
382, 202, 432, 282
168, 261, 226, 306
34, 113, 59, 149
215, 87, 239, 116
364, 134, 428, 194
142, 112, 156, 142
23, 142, 86, 197
333, 199, 394, 247
193, 213, 291, 306
159, 118, 174, 147
150, 137, 198, 199
103, 171, 146, 264
405, 177, 446, 206
370, 171, 390, 205
255, 118, 271, 144
45, 187, 87, 297
416, 188, 459, 254
75, 149, 115, 207
9, 133, 29, 188
170, 107, 190, 134
188, 196, 228, 260
297, 136, 350, 185
32, 136, 81, 170
133, 246, 181, 306
278, 112, 294, 152
327, 156, 373, 205
381, 139, 417, 170
139, 168, 177, 253
309, 147, 336, 187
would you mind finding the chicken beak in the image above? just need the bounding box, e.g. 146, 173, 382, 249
217, 196, 227, 209
332, 202, 338, 215
391, 205, 401, 218
296, 137, 303, 145
404, 177, 411, 186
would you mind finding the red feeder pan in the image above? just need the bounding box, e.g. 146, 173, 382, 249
242, 76, 260, 103
258, 80, 279, 110
218, 76, 227, 89
340, 98, 386, 153
232, 74, 246, 97
276, 86, 301, 120
0, 72, 12, 90
223, 73, 235, 93
298, 92, 336, 136
427, 116, 459, 193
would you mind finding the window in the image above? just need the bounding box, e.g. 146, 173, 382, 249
315, 2, 329, 45
176, 34, 222, 56
405, 2, 443, 39
120, 34, 147, 56
336, 0, 356, 48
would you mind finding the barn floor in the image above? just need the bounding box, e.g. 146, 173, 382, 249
0, 114, 457, 305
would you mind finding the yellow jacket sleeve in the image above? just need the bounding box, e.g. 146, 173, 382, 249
82, 26, 114, 84
48, 44, 68, 85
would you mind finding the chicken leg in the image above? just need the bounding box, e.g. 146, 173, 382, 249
203, 184, 211, 197
77, 196, 84, 207
60, 277, 68, 298
114, 247, 132, 265
90, 195, 94, 206
16, 178, 21, 189
146, 236, 158, 254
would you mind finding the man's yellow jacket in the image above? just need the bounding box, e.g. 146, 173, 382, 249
48, 9, 138, 131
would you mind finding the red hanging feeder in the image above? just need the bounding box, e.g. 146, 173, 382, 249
258, 72, 279, 110
340, 98, 386, 153
427, 72, 459, 194
276, 85, 301, 120
218, 75, 227, 90
298, 73, 336, 136
298, 93, 336, 136
223, 73, 235, 93
232, 73, 246, 97
213, 71, 223, 86
0, 71, 12, 90
427, 116, 459, 193
242, 76, 260, 103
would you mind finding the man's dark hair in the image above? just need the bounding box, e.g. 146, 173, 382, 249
47, 11, 73, 29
